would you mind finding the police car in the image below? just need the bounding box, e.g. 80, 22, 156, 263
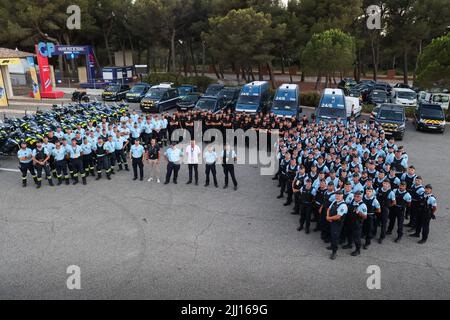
102, 84, 130, 101
413, 103, 446, 133
375, 104, 406, 140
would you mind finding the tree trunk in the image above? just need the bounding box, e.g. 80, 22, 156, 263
167, 47, 171, 73
250, 67, 255, 82
371, 31, 379, 81
301, 71, 305, 82
403, 49, 408, 85
212, 64, 220, 79
171, 28, 176, 73
258, 64, 263, 81
413, 40, 422, 83
281, 57, 285, 74
189, 39, 198, 76
314, 75, 321, 90
266, 62, 275, 89
241, 66, 246, 82
103, 29, 113, 66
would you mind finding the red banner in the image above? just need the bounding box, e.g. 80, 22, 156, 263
35, 44, 53, 92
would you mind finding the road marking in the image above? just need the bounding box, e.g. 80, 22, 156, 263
0, 168, 20, 173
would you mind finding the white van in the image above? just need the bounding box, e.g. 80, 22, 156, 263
344, 96, 362, 118
391, 88, 417, 107
430, 93, 449, 110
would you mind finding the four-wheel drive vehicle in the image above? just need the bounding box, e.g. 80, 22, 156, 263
338, 78, 357, 94
217, 87, 241, 110
176, 93, 202, 111
413, 103, 446, 133
194, 96, 227, 114
178, 85, 198, 98
391, 88, 417, 107
368, 90, 389, 105
375, 104, 406, 140
102, 84, 130, 101
140, 85, 179, 113
235, 81, 271, 113
125, 83, 152, 103
205, 84, 225, 97
271, 83, 302, 118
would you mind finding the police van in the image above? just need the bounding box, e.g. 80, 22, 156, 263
315, 88, 348, 124
140, 83, 180, 113
235, 81, 271, 113
391, 88, 417, 107
270, 83, 302, 118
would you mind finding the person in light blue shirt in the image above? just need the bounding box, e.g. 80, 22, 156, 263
81, 138, 95, 177
326, 190, 347, 260
414, 184, 437, 243
362, 187, 381, 249
160, 115, 169, 146
17, 141, 37, 187
43, 136, 56, 178
203, 145, 218, 187
130, 123, 141, 145
105, 135, 117, 175
52, 141, 70, 185
64, 129, 75, 143
350, 191, 368, 256
164, 142, 183, 184
130, 139, 145, 180
114, 132, 129, 171
67, 139, 86, 185
351, 174, 364, 194
54, 127, 64, 140
32, 141, 53, 188
130, 111, 139, 123
120, 112, 129, 123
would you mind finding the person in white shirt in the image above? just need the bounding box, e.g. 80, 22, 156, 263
203, 145, 218, 187
185, 139, 201, 185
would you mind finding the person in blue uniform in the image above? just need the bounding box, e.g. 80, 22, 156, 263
326, 190, 348, 260
407, 175, 424, 231
66, 138, 86, 185
17, 141, 37, 187
376, 180, 396, 244
164, 142, 183, 184
297, 179, 316, 234
203, 145, 218, 187
93, 137, 110, 180
222, 143, 238, 190
387, 181, 412, 242
349, 192, 367, 256
130, 139, 145, 181
114, 131, 129, 171
32, 140, 54, 188
105, 135, 116, 175
81, 138, 95, 177
412, 184, 437, 244
52, 140, 70, 185
362, 187, 381, 249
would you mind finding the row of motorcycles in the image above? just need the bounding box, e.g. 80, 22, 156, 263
0, 101, 129, 156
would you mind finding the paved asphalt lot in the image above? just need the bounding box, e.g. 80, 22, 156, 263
0, 103, 449, 300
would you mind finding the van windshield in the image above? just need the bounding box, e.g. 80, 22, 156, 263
317, 107, 346, 119
130, 85, 147, 93
145, 89, 164, 99
397, 91, 416, 99
320, 94, 345, 108
420, 107, 444, 119
379, 109, 404, 121
272, 100, 297, 110
433, 95, 449, 103
238, 95, 260, 105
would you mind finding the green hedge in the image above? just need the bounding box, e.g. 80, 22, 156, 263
300, 92, 321, 107
145, 73, 215, 92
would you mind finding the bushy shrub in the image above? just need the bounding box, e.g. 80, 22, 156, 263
300, 92, 320, 107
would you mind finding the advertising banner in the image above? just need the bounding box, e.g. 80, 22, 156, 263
27, 56, 41, 100
0, 69, 8, 107
35, 44, 53, 93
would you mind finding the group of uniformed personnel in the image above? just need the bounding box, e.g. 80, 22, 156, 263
274, 117, 438, 260
16, 108, 438, 257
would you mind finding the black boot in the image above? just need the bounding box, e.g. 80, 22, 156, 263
36, 180, 42, 189
395, 236, 402, 243
418, 238, 427, 244
351, 249, 361, 257
118, 164, 123, 171
22, 179, 27, 188
111, 168, 115, 175
297, 225, 304, 232
342, 243, 353, 249
82, 176, 87, 185
33, 176, 39, 185
107, 173, 111, 180
96, 173, 102, 180
90, 169, 95, 177
125, 164, 130, 171
57, 177, 62, 186
363, 241, 370, 250
48, 178, 54, 187
330, 251, 337, 260
73, 177, 79, 185
65, 177, 70, 185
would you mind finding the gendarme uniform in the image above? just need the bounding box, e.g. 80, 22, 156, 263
114, 135, 129, 171
105, 139, 116, 174
67, 143, 86, 185
17, 147, 37, 187
362, 194, 380, 247
388, 188, 411, 241
52, 145, 70, 185
131, 143, 145, 180
81, 141, 95, 176
349, 198, 367, 255
328, 198, 348, 258
32, 146, 53, 187
415, 191, 437, 243
94, 141, 110, 180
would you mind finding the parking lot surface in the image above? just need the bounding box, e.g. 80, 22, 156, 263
0, 105, 449, 300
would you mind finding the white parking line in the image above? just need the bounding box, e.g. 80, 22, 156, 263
0, 168, 20, 173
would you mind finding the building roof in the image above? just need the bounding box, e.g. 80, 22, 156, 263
0, 47, 34, 59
